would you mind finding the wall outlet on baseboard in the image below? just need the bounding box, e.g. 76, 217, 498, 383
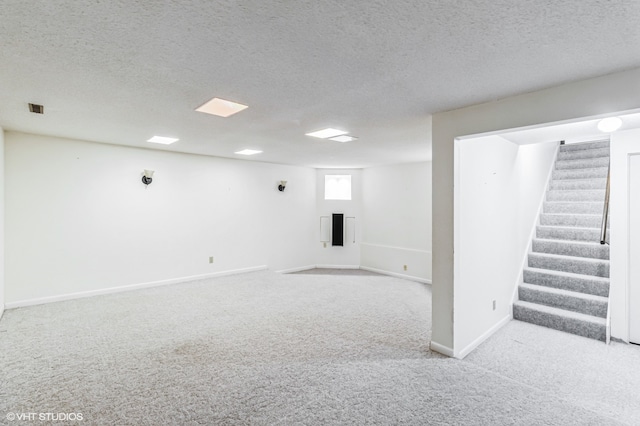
492, 300, 496, 311
403, 265, 408, 271
209, 256, 214, 264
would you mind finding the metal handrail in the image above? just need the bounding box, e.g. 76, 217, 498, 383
600, 165, 611, 245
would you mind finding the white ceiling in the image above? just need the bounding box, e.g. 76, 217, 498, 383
1, 1, 640, 168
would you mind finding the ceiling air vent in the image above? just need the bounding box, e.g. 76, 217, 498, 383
28, 103, 44, 114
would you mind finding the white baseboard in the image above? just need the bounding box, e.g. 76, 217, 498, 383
315, 264, 360, 270
5, 265, 268, 309
454, 314, 512, 359
360, 266, 432, 284
275, 265, 316, 274
430, 341, 454, 357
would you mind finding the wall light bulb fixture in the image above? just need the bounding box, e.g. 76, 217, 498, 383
142, 169, 154, 185
278, 180, 287, 192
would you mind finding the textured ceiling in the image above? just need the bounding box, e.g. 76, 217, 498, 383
1, 1, 640, 168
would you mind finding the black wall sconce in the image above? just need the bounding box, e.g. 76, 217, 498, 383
142, 169, 154, 185
278, 180, 287, 192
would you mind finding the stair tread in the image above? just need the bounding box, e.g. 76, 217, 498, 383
541, 213, 601, 217
538, 224, 599, 229
514, 300, 606, 325
524, 267, 609, 283
520, 283, 608, 303
533, 238, 607, 247
529, 252, 609, 264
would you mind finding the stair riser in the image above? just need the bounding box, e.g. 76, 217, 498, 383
553, 168, 608, 180
555, 157, 609, 170
523, 269, 609, 296
549, 179, 607, 190
536, 226, 601, 242
539, 214, 605, 228
532, 240, 609, 260
528, 254, 609, 278
546, 190, 605, 202
544, 202, 603, 214
559, 141, 610, 152
513, 304, 605, 341
519, 287, 607, 318
557, 147, 610, 161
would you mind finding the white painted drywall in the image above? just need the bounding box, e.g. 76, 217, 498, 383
5, 132, 317, 304
0, 128, 4, 319
432, 67, 640, 354
361, 162, 432, 282
610, 128, 640, 342
315, 169, 362, 267
453, 136, 557, 356
454, 135, 519, 352
515, 141, 560, 253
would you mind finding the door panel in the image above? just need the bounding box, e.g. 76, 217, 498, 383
629, 154, 640, 344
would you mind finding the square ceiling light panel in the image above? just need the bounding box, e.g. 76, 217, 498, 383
196, 97, 248, 117
147, 136, 179, 145
305, 128, 348, 139
235, 149, 263, 155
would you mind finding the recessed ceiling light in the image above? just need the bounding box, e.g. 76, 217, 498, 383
597, 117, 622, 133
196, 97, 248, 117
147, 136, 179, 145
305, 128, 348, 139
235, 149, 262, 156
329, 135, 358, 143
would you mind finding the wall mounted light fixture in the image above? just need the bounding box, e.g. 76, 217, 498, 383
142, 169, 154, 185
278, 180, 287, 192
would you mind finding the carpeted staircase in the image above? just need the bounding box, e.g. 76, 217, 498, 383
513, 140, 610, 341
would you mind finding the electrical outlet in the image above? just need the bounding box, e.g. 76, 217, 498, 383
492, 300, 496, 311
403, 265, 408, 271
209, 256, 214, 264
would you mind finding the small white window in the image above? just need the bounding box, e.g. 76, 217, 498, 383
325, 175, 352, 200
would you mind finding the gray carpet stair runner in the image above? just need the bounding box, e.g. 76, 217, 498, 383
513, 140, 610, 341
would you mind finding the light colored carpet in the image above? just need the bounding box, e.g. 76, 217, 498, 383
0, 270, 638, 425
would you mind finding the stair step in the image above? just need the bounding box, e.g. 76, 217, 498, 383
546, 189, 605, 202
543, 201, 603, 214
559, 140, 610, 152
549, 178, 607, 190
519, 283, 608, 318
528, 252, 609, 278
536, 225, 601, 242
555, 156, 610, 170
532, 238, 609, 260
523, 267, 609, 297
513, 301, 606, 341
539, 213, 604, 228
557, 147, 610, 161
553, 167, 608, 180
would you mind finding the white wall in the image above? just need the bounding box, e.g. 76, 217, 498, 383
0, 128, 4, 319
432, 67, 640, 355
315, 169, 362, 268
361, 162, 431, 282
610, 128, 640, 342
515, 141, 560, 253
5, 132, 317, 305
455, 136, 519, 354
453, 136, 557, 357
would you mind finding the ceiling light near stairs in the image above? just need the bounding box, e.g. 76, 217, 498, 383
597, 117, 622, 133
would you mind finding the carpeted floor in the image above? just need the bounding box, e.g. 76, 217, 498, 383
0, 270, 638, 425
